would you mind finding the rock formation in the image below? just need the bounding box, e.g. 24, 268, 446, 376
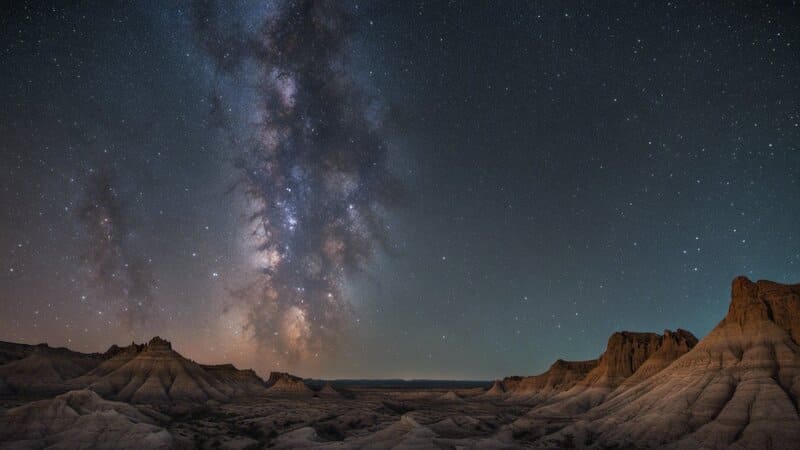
436, 390, 464, 402
316, 382, 342, 397
481, 379, 507, 397
498, 358, 599, 401
535, 277, 800, 449
0, 389, 173, 449
87, 336, 230, 405
1, 276, 797, 449
529, 329, 697, 416
0, 343, 103, 395
101, 342, 145, 360
65, 343, 146, 390
265, 371, 313, 395
201, 363, 268, 396
615, 328, 697, 390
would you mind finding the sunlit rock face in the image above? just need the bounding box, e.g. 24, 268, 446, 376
536, 277, 800, 449
87, 336, 232, 405
505, 328, 697, 418
265, 371, 313, 395
493, 358, 599, 401
615, 328, 698, 390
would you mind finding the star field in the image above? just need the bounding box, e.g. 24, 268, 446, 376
1, 1, 798, 379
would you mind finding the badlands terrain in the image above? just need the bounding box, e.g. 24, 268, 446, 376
0, 276, 799, 449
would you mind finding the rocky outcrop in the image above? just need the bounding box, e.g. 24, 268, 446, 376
0, 341, 40, 365
498, 358, 599, 401
615, 328, 697, 390
0, 389, 173, 449
316, 382, 342, 397
0, 343, 103, 395
102, 342, 145, 360
481, 379, 506, 397
65, 343, 146, 390
724, 277, 800, 343
87, 336, 230, 405
537, 277, 800, 449
514, 327, 698, 432
0, 336, 293, 405
437, 390, 464, 402
583, 331, 665, 388
273, 414, 437, 449
265, 372, 313, 395
201, 363, 268, 396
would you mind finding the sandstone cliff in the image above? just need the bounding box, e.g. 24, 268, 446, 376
537, 277, 800, 449
87, 336, 231, 404
265, 371, 313, 395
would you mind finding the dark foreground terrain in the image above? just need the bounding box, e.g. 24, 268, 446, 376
1, 276, 799, 449
0, 384, 529, 449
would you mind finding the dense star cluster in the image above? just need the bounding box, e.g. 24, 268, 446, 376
192, 0, 402, 361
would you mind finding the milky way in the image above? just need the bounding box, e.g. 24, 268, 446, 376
76, 167, 155, 333
2, 1, 798, 379
192, 0, 403, 361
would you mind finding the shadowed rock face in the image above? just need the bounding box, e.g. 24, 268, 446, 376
0, 389, 173, 449
538, 277, 800, 449
0, 343, 103, 395
0, 336, 278, 405
201, 363, 268, 396
66, 343, 146, 390
102, 342, 146, 360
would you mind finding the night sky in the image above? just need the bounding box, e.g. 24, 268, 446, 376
1, 1, 799, 379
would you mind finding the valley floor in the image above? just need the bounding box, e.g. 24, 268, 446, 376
2, 387, 547, 449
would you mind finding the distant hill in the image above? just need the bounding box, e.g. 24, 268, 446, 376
304, 379, 492, 390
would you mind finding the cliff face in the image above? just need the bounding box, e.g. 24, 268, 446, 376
617, 328, 698, 389
499, 358, 598, 398
265, 371, 313, 395
499, 327, 698, 409
0, 335, 314, 405
201, 363, 268, 396
507, 327, 700, 425
537, 277, 800, 449
87, 336, 231, 405
102, 342, 145, 360
582, 331, 664, 388
724, 276, 800, 343
70, 343, 146, 386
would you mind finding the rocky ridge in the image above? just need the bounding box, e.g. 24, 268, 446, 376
266, 371, 314, 395
527, 277, 800, 448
